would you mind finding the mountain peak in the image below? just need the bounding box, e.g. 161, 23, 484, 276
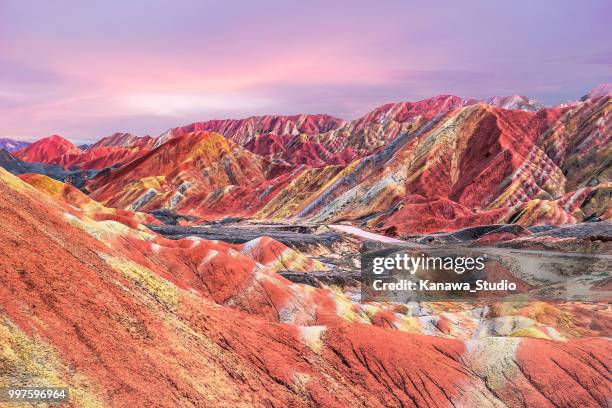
89, 132, 154, 149
14, 134, 82, 164
43, 134, 78, 146
485, 95, 544, 111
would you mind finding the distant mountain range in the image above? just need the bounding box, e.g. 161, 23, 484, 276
0, 137, 30, 152
3, 84, 610, 235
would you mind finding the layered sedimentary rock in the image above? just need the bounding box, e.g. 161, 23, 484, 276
160, 96, 473, 166
87, 131, 271, 214
69, 86, 608, 236
8, 86, 612, 236
1, 166, 610, 407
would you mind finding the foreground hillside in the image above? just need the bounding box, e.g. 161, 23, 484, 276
1, 167, 611, 407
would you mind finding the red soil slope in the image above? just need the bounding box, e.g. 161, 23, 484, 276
1, 168, 610, 407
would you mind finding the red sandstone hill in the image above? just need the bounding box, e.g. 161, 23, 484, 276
14, 134, 82, 164
87, 131, 270, 214
156, 113, 348, 166
1, 168, 610, 407
156, 113, 346, 146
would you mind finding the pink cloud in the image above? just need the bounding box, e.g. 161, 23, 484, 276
1, 0, 610, 143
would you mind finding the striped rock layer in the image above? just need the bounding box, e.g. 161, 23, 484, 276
0, 168, 610, 407
82, 91, 610, 235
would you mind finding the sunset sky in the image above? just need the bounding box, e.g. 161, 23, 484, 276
1, 0, 610, 143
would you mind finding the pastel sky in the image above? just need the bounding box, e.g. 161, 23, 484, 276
1, 0, 610, 143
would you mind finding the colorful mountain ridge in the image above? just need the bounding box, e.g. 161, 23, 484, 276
47, 86, 608, 235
